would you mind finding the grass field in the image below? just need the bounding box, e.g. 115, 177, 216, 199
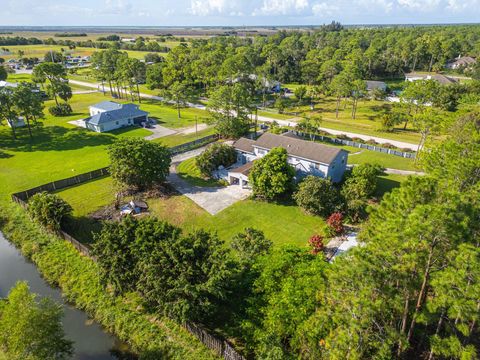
177, 157, 225, 187
0, 91, 211, 202
0, 44, 163, 61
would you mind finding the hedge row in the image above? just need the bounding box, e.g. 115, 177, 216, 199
0, 203, 218, 360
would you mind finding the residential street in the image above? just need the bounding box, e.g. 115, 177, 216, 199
68, 79, 418, 151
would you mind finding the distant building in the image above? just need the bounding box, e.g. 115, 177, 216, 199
446, 56, 476, 70
365, 80, 387, 92
0, 80, 18, 89
405, 73, 458, 85
229, 132, 348, 187
84, 101, 148, 133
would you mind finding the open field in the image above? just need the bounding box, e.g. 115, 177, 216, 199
0, 44, 162, 61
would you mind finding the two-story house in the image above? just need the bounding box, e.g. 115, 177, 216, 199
228, 132, 348, 187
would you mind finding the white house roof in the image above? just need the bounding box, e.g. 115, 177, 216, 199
90, 101, 124, 112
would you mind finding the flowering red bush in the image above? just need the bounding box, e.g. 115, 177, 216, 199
327, 212, 344, 235
309, 235, 325, 255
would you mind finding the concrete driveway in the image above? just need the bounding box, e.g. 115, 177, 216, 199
144, 124, 177, 140
168, 147, 251, 215
168, 171, 251, 215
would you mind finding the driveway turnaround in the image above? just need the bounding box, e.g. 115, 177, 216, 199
167, 170, 251, 215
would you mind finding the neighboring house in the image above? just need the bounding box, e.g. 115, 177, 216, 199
405, 73, 458, 85
7, 116, 25, 128
84, 101, 148, 133
365, 80, 387, 92
229, 74, 281, 93
446, 56, 476, 70
229, 132, 348, 187
0, 81, 18, 89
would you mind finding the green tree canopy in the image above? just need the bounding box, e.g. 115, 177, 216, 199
293, 176, 343, 217
249, 147, 295, 200
108, 138, 171, 191
0, 282, 73, 360
28, 192, 72, 231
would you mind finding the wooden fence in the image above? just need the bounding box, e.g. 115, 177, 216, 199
170, 134, 219, 155
12, 167, 110, 202
185, 323, 246, 360
10, 132, 248, 360
293, 130, 417, 159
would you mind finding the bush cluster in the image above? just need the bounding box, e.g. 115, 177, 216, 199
195, 143, 237, 178
48, 103, 72, 116
28, 192, 72, 231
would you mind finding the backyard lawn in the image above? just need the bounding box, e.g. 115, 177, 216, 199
54, 176, 328, 247
53, 170, 410, 247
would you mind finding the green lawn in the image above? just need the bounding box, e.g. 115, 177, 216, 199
153, 127, 215, 147
55, 177, 327, 247
0, 44, 161, 61
376, 173, 410, 197
257, 110, 295, 120
177, 157, 225, 187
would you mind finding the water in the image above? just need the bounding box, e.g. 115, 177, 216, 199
0, 231, 133, 360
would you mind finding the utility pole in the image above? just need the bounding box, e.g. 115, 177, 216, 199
255, 107, 258, 138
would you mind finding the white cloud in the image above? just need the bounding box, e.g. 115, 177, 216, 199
312, 2, 340, 16
446, 0, 480, 11
189, 0, 245, 16
102, 0, 133, 15
358, 0, 394, 13
396, 0, 441, 10
253, 0, 310, 16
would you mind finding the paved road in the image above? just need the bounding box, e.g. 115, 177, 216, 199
69, 79, 418, 151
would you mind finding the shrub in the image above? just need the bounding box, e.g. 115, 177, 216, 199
327, 212, 344, 235
195, 143, 237, 178
336, 134, 351, 141
351, 137, 365, 143
231, 228, 272, 264
108, 138, 171, 190
308, 235, 325, 255
381, 142, 396, 149
48, 103, 72, 116
366, 139, 378, 145
28, 192, 72, 231
293, 176, 343, 217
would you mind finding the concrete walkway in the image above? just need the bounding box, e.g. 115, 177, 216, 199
69, 79, 418, 151
168, 147, 251, 215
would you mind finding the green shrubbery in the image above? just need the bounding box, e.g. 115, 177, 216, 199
195, 143, 237, 178
0, 204, 218, 360
28, 192, 72, 231
48, 103, 73, 116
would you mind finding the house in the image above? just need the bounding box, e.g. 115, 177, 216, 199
0, 80, 18, 89
7, 116, 25, 128
405, 73, 458, 85
365, 80, 387, 92
446, 56, 476, 70
84, 101, 149, 133
229, 132, 348, 187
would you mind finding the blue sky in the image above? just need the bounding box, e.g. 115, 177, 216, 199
1, 0, 480, 26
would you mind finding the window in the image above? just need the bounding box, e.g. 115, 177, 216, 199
342, 158, 345, 164
116, 121, 119, 125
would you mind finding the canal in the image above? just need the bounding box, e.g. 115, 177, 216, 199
0, 231, 133, 360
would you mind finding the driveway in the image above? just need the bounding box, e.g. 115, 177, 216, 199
168, 146, 251, 215
144, 124, 177, 140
